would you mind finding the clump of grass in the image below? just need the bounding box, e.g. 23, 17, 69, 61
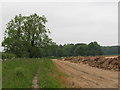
15, 67, 25, 77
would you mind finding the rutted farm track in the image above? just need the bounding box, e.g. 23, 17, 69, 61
52, 59, 118, 88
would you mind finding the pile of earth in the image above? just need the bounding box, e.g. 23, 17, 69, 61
59, 56, 120, 71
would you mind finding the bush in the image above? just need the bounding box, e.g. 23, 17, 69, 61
2, 53, 16, 59
14, 67, 25, 77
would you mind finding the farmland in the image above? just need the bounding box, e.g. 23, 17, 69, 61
2, 58, 65, 88
2, 55, 119, 88
1, 12, 119, 88
52, 55, 119, 88
53, 59, 118, 88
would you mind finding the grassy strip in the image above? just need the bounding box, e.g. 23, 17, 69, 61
2, 58, 65, 88
2, 58, 41, 88
38, 59, 65, 88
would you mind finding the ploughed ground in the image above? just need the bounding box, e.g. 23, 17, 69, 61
52, 59, 118, 88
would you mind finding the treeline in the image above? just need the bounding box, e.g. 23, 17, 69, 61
43, 41, 103, 58
1, 41, 101, 58
1, 13, 119, 59
25, 42, 119, 58
102, 46, 120, 55
2, 41, 120, 59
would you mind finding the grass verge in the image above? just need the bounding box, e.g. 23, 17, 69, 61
38, 59, 65, 88
2, 58, 65, 88
2, 58, 40, 88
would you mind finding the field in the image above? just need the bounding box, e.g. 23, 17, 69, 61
2, 56, 119, 88
2, 58, 65, 88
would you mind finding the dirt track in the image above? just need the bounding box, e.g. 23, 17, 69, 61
52, 59, 118, 88
32, 71, 39, 89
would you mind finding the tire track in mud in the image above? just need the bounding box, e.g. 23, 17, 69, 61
52, 59, 118, 88
53, 60, 104, 88
59, 61, 115, 81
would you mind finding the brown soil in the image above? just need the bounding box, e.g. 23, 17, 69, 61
59, 56, 120, 71
52, 59, 118, 88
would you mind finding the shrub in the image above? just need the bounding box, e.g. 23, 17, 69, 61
2, 53, 16, 59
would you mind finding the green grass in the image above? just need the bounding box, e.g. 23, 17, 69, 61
38, 59, 65, 88
2, 58, 40, 88
2, 58, 65, 88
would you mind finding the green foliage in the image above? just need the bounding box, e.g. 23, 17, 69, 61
2, 13, 52, 58
53, 42, 103, 57
102, 46, 119, 55
39, 41, 103, 57
88, 41, 103, 56
38, 41, 103, 57
2, 52, 16, 59
74, 44, 88, 56
62, 44, 74, 56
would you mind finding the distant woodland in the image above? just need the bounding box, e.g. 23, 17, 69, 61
1, 14, 119, 59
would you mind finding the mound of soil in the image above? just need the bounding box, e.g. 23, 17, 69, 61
60, 56, 120, 71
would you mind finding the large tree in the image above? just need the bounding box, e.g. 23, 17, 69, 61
2, 13, 52, 57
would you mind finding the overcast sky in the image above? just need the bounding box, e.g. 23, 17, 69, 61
0, 1, 118, 51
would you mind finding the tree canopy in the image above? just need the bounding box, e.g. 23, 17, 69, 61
2, 13, 52, 57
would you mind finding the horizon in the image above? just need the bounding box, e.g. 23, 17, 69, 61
0, 1, 118, 51
0, 41, 119, 52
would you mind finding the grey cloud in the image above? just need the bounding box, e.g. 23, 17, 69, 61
0, 2, 118, 51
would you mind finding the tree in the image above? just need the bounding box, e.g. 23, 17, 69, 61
2, 13, 52, 57
62, 44, 74, 56
102, 46, 119, 55
74, 44, 88, 56
88, 41, 102, 56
